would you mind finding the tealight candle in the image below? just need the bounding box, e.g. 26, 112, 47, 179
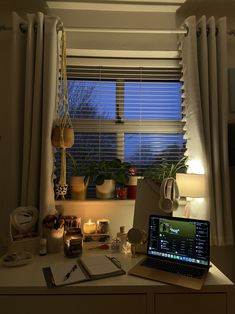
83, 219, 96, 234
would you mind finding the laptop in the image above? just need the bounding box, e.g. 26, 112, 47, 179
128, 214, 210, 290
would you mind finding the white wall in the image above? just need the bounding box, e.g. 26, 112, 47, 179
56, 200, 135, 239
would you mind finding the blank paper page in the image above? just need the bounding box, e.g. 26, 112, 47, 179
80, 255, 119, 276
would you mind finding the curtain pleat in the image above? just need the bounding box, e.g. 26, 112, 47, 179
10, 12, 59, 236
180, 15, 233, 245
40, 15, 60, 221
216, 18, 233, 244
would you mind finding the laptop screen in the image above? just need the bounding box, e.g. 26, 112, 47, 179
147, 215, 210, 267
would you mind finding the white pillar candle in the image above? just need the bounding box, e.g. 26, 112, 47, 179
83, 219, 96, 234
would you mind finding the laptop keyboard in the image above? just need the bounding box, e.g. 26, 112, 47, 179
141, 258, 205, 278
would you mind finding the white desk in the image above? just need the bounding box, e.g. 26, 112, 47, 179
0, 250, 234, 314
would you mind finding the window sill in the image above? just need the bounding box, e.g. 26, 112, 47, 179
55, 199, 135, 206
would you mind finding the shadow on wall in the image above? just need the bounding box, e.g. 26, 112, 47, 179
210, 165, 235, 283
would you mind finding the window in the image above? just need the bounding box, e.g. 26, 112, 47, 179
56, 66, 186, 198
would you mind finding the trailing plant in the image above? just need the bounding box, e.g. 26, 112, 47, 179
144, 156, 188, 184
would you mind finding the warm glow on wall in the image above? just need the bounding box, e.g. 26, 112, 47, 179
187, 159, 205, 175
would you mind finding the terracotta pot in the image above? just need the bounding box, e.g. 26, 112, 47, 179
70, 176, 88, 200
127, 176, 139, 199
51, 127, 74, 148
116, 186, 128, 200
96, 179, 115, 199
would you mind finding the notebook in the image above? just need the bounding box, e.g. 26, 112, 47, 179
43, 255, 125, 287
128, 214, 210, 290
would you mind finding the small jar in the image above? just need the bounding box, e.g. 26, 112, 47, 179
111, 237, 122, 253
39, 238, 47, 256
64, 227, 83, 258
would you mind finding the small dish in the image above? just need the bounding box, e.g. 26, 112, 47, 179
1, 251, 33, 267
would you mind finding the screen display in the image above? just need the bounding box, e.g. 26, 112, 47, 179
147, 216, 210, 266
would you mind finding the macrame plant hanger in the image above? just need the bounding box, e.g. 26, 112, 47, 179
52, 28, 74, 199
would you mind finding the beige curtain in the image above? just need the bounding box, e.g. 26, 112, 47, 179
9, 12, 60, 233
180, 15, 233, 245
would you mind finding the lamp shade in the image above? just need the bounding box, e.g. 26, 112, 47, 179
176, 173, 206, 198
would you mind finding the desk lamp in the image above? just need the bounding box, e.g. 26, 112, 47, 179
176, 173, 206, 217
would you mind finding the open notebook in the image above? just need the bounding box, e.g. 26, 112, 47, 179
43, 255, 125, 287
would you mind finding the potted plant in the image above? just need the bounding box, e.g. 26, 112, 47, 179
141, 156, 188, 210
112, 159, 132, 199
91, 159, 131, 199
143, 156, 188, 184
91, 159, 117, 199
66, 152, 93, 200
127, 167, 139, 200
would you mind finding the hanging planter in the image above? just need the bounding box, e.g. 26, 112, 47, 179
52, 29, 74, 199
51, 126, 74, 148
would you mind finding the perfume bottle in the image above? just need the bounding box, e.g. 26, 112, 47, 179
116, 226, 131, 253
117, 226, 127, 245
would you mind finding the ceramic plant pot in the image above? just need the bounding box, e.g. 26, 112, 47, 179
96, 179, 115, 199
70, 176, 88, 200
51, 127, 74, 148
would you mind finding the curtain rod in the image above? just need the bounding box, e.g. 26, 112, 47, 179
0, 23, 187, 34
2, 23, 235, 36
64, 27, 188, 34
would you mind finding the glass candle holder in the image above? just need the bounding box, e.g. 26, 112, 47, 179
97, 219, 109, 234
64, 227, 83, 258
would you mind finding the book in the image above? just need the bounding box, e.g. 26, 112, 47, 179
42, 255, 125, 287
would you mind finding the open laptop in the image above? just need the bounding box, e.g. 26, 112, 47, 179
128, 214, 210, 290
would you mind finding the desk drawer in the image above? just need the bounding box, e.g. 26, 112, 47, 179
0, 294, 147, 314
155, 293, 227, 314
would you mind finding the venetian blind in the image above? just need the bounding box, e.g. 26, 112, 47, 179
66, 65, 185, 175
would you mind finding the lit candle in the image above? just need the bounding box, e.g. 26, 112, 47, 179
83, 219, 96, 234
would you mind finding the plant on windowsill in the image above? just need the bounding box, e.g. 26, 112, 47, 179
112, 159, 132, 200
91, 159, 132, 199
141, 156, 188, 213
143, 156, 188, 185
91, 159, 117, 199
66, 152, 95, 200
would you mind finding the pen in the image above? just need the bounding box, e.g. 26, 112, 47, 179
64, 264, 78, 281
105, 255, 122, 268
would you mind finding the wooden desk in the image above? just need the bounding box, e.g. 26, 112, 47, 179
0, 250, 234, 314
